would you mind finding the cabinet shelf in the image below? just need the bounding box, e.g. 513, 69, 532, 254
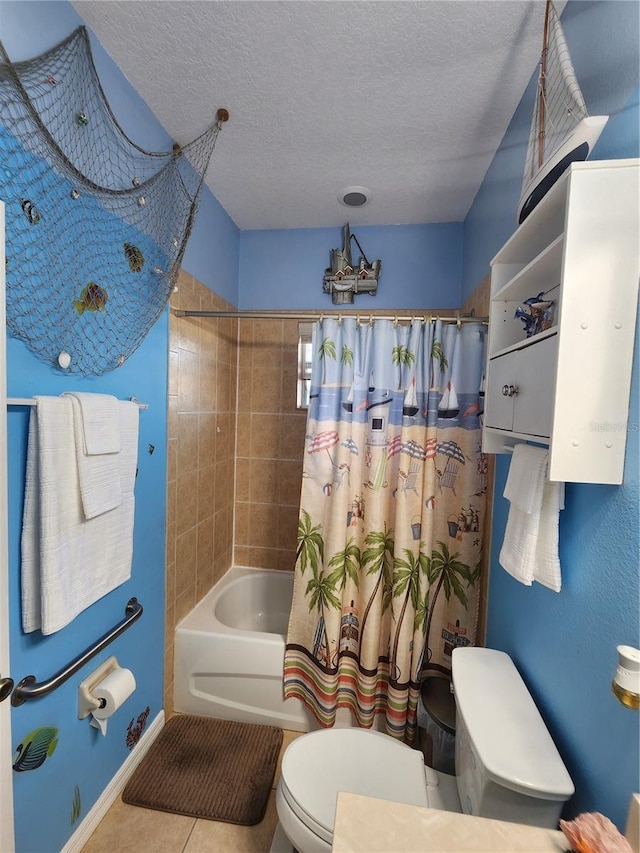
490, 327, 557, 360
493, 235, 564, 304
483, 159, 640, 485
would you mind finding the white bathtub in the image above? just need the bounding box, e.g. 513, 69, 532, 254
173, 566, 316, 732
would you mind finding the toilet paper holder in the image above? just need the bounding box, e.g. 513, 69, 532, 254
78, 655, 119, 719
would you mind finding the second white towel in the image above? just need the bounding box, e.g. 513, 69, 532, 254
64, 392, 122, 519
499, 444, 564, 592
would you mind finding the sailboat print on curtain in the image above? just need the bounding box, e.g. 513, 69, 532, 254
284, 318, 488, 743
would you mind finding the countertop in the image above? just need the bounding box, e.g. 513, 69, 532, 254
332, 793, 570, 853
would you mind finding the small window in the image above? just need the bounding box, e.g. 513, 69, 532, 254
297, 323, 313, 409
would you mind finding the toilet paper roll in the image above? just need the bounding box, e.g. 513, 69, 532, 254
89, 667, 136, 735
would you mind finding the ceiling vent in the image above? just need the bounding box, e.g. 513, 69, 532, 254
339, 186, 370, 208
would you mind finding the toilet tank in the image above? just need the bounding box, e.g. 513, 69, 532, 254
452, 647, 574, 828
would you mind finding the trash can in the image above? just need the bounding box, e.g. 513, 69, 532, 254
418, 675, 456, 775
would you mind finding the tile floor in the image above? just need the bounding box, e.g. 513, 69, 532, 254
81, 729, 302, 853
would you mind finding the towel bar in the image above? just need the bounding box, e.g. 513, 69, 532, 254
11, 597, 143, 706
6, 396, 149, 409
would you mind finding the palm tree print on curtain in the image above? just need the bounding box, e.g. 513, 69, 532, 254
284, 317, 487, 743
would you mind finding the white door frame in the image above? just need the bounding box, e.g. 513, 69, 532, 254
0, 199, 15, 851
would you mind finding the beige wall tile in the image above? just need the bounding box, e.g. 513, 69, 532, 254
235, 457, 250, 502
168, 350, 179, 394
248, 458, 279, 503
166, 276, 239, 706
245, 503, 280, 548
277, 504, 299, 551
215, 413, 232, 463
167, 437, 177, 484
176, 412, 199, 474
175, 528, 197, 599
175, 584, 196, 625
177, 348, 200, 412
251, 367, 283, 414
167, 393, 178, 437
250, 413, 281, 458
276, 549, 297, 572
178, 315, 201, 354
277, 459, 303, 507
235, 546, 281, 571
198, 413, 217, 468
176, 471, 198, 537
166, 478, 177, 527
196, 517, 214, 580
197, 465, 216, 524
280, 366, 299, 413
214, 507, 231, 559
236, 412, 252, 450
278, 413, 307, 461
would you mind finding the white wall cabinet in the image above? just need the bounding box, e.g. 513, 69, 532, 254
483, 159, 639, 485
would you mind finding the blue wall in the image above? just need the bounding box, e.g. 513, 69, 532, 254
0, 3, 238, 851
462, 1, 640, 831
239, 223, 463, 310
2, 0, 639, 848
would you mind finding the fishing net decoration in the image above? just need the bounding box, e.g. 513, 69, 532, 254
0, 26, 228, 375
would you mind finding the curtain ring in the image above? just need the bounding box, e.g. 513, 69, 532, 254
369, 315, 374, 326
338, 314, 342, 326
457, 314, 461, 329
393, 315, 398, 327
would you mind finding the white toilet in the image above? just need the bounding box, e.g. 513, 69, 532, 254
273, 647, 574, 853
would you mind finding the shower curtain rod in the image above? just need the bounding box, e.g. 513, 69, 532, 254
172, 309, 488, 324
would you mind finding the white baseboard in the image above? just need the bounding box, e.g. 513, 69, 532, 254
61, 709, 165, 853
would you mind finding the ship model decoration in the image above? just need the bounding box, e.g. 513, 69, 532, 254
517, 0, 608, 224
323, 224, 381, 305
514, 291, 556, 338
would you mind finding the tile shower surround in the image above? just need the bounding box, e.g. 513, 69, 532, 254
165, 272, 491, 709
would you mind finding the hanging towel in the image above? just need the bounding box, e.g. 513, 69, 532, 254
63, 392, 122, 519
532, 478, 565, 593
499, 444, 564, 591
62, 392, 121, 454
21, 396, 139, 635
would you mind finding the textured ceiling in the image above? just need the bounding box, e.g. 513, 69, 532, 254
72, 1, 553, 231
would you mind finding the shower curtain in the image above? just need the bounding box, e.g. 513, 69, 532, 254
284, 317, 487, 743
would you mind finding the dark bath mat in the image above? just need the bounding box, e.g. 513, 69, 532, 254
122, 714, 283, 825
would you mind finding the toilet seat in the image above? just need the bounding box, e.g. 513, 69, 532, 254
278, 728, 429, 845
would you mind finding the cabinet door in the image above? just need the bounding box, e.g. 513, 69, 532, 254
513, 335, 558, 437
485, 351, 517, 430
485, 335, 558, 438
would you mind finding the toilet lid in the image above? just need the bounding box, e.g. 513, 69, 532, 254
280, 729, 429, 840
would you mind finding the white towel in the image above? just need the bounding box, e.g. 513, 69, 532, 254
62, 392, 121, 454
499, 444, 564, 591
21, 396, 139, 635
63, 393, 121, 519
532, 479, 565, 592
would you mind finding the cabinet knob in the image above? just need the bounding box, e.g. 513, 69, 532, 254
501, 384, 518, 397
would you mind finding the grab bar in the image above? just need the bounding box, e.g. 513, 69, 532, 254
11, 598, 142, 706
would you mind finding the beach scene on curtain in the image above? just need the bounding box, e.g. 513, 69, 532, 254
284, 318, 488, 743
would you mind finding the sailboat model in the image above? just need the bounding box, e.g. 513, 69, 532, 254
517, 0, 608, 224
